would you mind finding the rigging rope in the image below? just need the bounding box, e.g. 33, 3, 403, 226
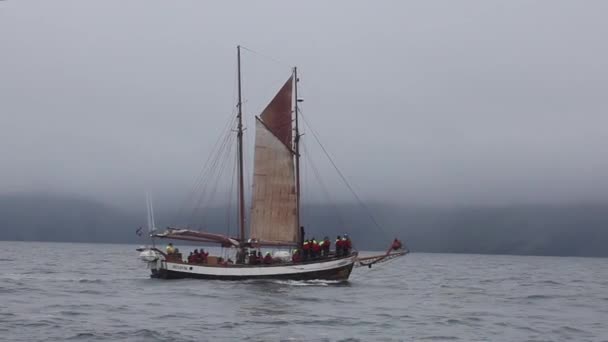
301, 141, 346, 227
191, 127, 236, 226
239, 45, 292, 70
172, 112, 236, 224
225, 148, 238, 237
172, 61, 240, 227
299, 108, 391, 239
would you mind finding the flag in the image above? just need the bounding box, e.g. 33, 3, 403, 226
136, 226, 143, 236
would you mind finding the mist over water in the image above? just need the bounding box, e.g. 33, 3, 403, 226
2, 1, 608, 208
2, 241, 607, 341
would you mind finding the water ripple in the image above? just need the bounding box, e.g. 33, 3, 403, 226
1, 242, 607, 341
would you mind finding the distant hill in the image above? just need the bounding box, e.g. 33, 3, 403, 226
0, 193, 138, 243
0, 193, 607, 257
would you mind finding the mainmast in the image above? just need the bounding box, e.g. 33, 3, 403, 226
236, 46, 246, 242
293, 67, 301, 244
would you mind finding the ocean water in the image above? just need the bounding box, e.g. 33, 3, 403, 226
0, 241, 607, 342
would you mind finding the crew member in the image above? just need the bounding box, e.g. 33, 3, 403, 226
318, 239, 325, 257
248, 250, 257, 265
263, 252, 273, 264
187, 251, 195, 263
192, 249, 201, 264
322, 236, 331, 257
335, 236, 343, 257
292, 249, 301, 263
311, 237, 320, 259
236, 248, 245, 264
391, 238, 402, 251
256, 251, 263, 264
166, 243, 175, 255
342, 234, 352, 256
199, 249, 209, 263
302, 239, 310, 260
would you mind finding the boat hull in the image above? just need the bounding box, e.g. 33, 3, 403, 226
151, 255, 356, 281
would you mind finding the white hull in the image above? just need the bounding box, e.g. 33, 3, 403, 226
146, 254, 357, 281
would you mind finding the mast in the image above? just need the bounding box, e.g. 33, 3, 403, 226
237, 46, 246, 242
146, 192, 156, 248
293, 67, 301, 244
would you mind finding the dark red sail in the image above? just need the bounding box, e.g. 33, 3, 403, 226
260, 76, 293, 147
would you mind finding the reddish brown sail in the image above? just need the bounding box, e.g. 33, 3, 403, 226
260, 76, 293, 147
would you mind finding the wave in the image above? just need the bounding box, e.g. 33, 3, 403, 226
59, 310, 87, 316
66, 329, 167, 341
537, 280, 563, 285
77, 279, 105, 284
419, 336, 459, 340
525, 294, 556, 300
271, 279, 347, 287
66, 333, 96, 340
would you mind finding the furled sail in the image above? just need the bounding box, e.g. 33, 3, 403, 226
249, 118, 298, 246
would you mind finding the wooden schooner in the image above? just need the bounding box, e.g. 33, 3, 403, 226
138, 46, 407, 280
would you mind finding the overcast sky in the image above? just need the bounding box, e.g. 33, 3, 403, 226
1, 1, 607, 207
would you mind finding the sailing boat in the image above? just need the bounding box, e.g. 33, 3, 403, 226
137, 46, 407, 280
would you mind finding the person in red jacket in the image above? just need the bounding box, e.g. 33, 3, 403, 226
302, 240, 310, 260
292, 249, 301, 263
342, 234, 352, 256
335, 235, 343, 257
391, 238, 402, 251
200, 249, 209, 263
322, 236, 331, 257
263, 252, 273, 264
187, 251, 195, 263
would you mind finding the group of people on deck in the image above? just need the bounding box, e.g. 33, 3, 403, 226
291, 234, 352, 263
187, 249, 209, 264
246, 250, 274, 265
164, 233, 357, 266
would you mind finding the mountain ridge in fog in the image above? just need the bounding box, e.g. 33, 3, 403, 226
1, 192, 607, 257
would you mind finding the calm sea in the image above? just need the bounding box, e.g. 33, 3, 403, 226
0, 241, 606, 341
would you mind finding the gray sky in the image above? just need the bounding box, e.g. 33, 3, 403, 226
1, 0, 607, 207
